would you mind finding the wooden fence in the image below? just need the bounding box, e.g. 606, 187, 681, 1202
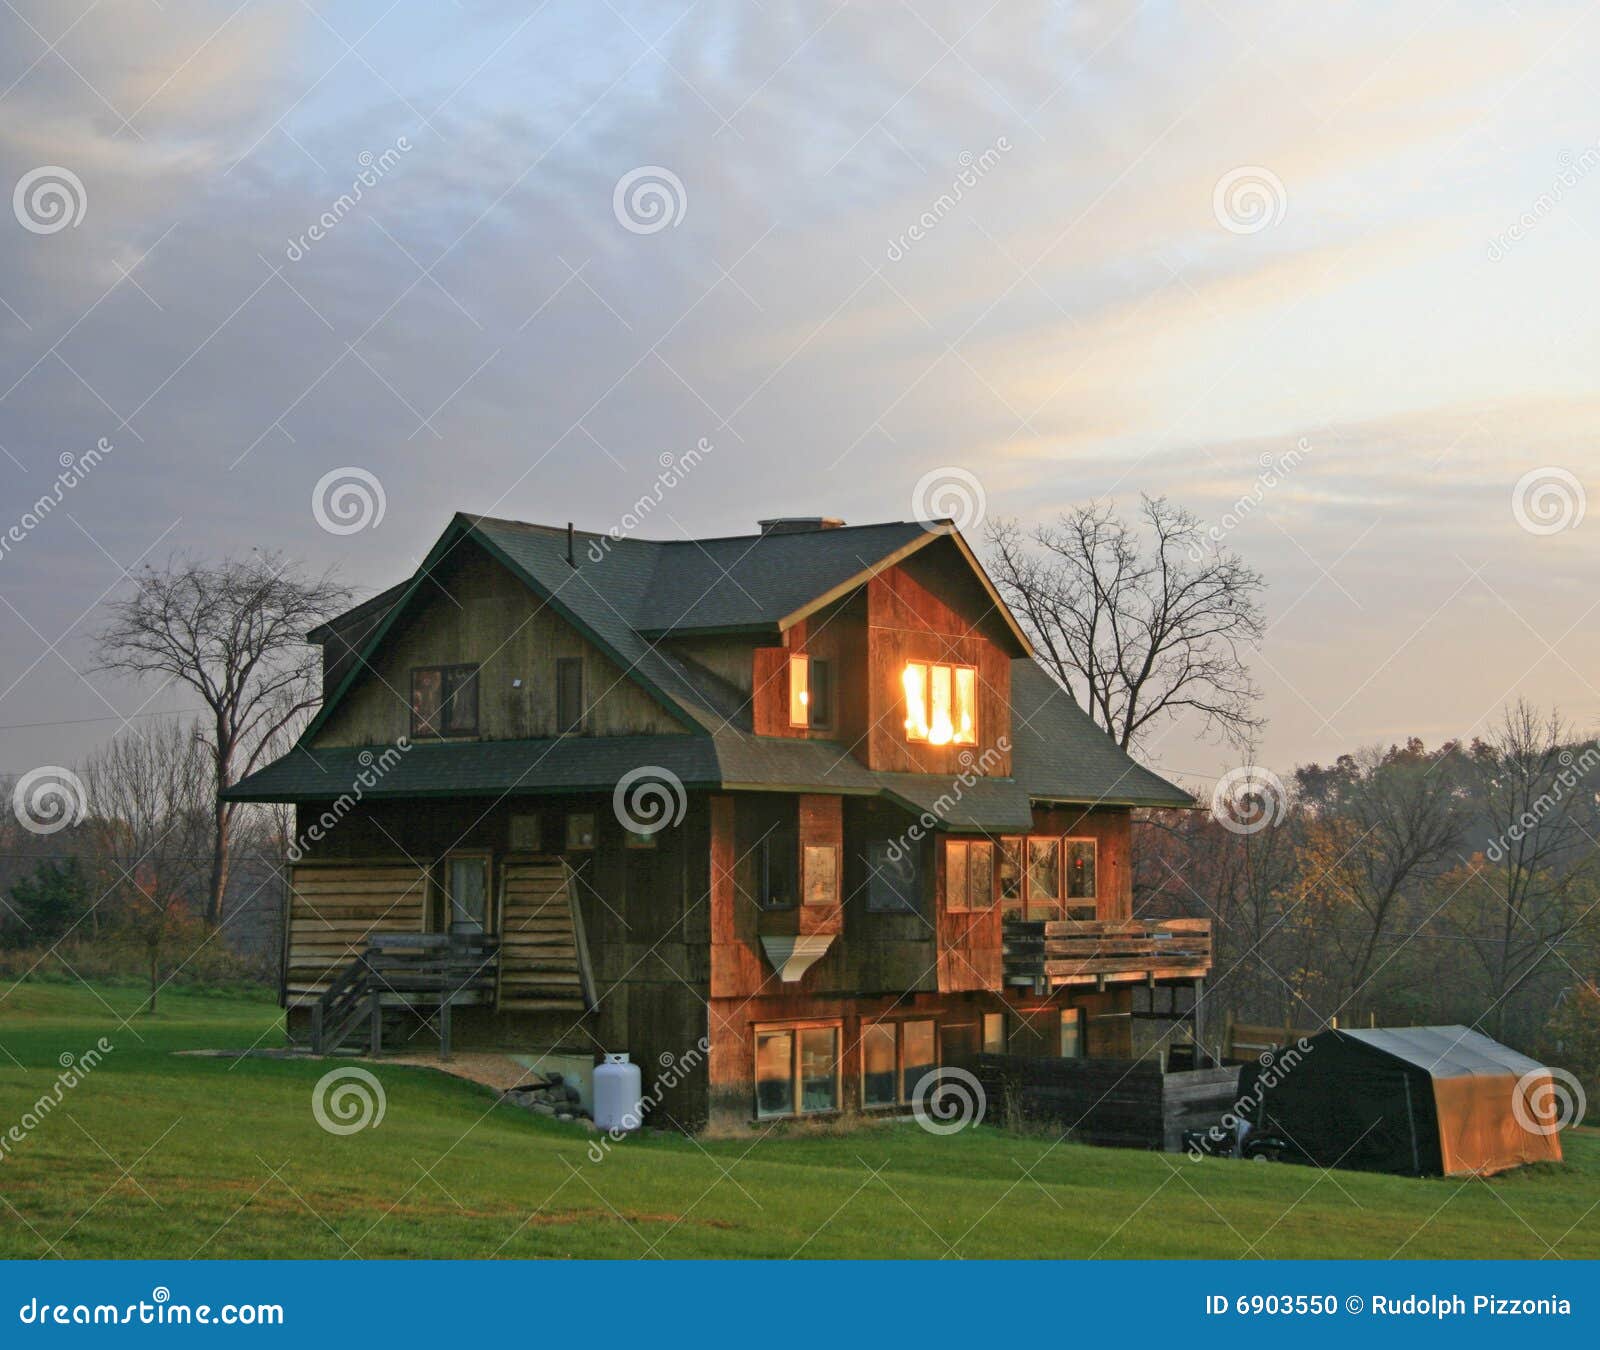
974, 1054, 1242, 1152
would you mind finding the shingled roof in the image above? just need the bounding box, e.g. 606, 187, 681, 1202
227, 512, 1195, 820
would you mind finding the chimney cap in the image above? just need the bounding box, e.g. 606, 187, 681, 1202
758, 517, 846, 535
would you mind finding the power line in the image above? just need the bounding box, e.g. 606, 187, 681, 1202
0, 706, 206, 733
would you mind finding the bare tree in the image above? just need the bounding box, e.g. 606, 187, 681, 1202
1453, 701, 1600, 1038
79, 721, 210, 1012
987, 496, 1265, 750
93, 553, 348, 925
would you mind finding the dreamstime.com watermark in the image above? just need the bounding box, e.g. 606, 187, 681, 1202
1186, 1036, 1314, 1159
0, 1039, 113, 1163
1210, 766, 1289, 836
11, 766, 88, 836
911, 465, 986, 535
18, 1288, 283, 1327
0, 438, 113, 564
286, 741, 410, 863
911, 1066, 986, 1134
587, 1038, 710, 1161
1488, 143, 1600, 260
1188, 439, 1311, 561
886, 137, 1012, 262
285, 138, 411, 262
311, 466, 386, 535
612, 765, 687, 836
585, 439, 713, 562
884, 738, 1011, 864
1484, 741, 1600, 863
311, 1066, 386, 1135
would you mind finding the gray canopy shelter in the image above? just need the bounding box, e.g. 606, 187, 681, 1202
1246, 1025, 1565, 1177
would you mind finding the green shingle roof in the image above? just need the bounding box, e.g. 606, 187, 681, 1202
230, 512, 1195, 822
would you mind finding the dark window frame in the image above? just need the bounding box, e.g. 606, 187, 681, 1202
754, 1021, 841, 1119
556, 657, 585, 734
944, 838, 996, 913
410, 663, 480, 738
861, 1017, 939, 1109
865, 838, 923, 914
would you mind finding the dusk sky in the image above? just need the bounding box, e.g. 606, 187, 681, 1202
3, 0, 1598, 792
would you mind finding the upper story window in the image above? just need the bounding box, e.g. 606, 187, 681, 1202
788, 655, 833, 730
999, 834, 1098, 919
945, 839, 996, 912
556, 657, 585, 733
757, 831, 798, 909
865, 839, 922, 913
1065, 838, 1098, 900
903, 661, 976, 745
411, 664, 479, 737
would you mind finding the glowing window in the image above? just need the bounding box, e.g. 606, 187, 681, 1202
903, 661, 977, 745
788, 654, 809, 728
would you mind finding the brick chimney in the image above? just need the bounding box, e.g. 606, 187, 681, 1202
757, 517, 845, 535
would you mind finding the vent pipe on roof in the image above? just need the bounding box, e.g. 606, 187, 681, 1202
758, 517, 845, 535
566, 522, 575, 567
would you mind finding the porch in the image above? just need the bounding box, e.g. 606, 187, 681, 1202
1002, 916, 1212, 992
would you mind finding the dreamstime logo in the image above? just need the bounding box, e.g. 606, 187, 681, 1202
1488, 142, 1600, 260
284, 137, 411, 261
612, 766, 687, 835
884, 737, 1009, 864
312, 467, 386, 535
1512, 1067, 1585, 1136
911, 1067, 985, 1135
12, 766, 87, 836
1212, 166, 1287, 235
586, 1036, 710, 1163
311, 1066, 386, 1135
885, 136, 1012, 261
0, 438, 113, 565
911, 466, 986, 534
1511, 466, 1585, 536
286, 740, 411, 864
1187, 439, 1312, 561
0, 1036, 112, 1162
1210, 766, 1288, 835
613, 166, 687, 235
585, 438, 714, 562
1186, 1036, 1314, 1160
13, 166, 87, 234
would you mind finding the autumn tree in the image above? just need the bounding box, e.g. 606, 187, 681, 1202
78, 720, 211, 1012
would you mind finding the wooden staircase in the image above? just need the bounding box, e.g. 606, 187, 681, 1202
496, 859, 594, 1014
308, 933, 498, 1057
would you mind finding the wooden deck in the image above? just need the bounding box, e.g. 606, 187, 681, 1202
1003, 917, 1212, 990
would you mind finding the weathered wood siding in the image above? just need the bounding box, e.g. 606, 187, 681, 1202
865, 559, 1012, 776
313, 538, 684, 748
285, 860, 429, 1005
288, 795, 711, 1127
705, 986, 1136, 1126
1029, 804, 1134, 920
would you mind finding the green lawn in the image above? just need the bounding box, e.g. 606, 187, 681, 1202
0, 981, 1594, 1259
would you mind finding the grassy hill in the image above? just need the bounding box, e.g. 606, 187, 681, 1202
0, 980, 1593, 1259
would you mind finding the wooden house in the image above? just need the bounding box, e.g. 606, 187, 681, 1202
227, 513, 1206, 1129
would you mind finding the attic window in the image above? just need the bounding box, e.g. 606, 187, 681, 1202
903, 661, 976, 745
411, 664, 479, 737
788, 654, 832, 730
788, 654, 809, 728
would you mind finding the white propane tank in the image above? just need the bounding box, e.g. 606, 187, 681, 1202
593, 1053, 644, 1132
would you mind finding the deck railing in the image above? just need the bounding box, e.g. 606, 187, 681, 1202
1003, 917, 1212, 990
309, 933, 498, 1058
